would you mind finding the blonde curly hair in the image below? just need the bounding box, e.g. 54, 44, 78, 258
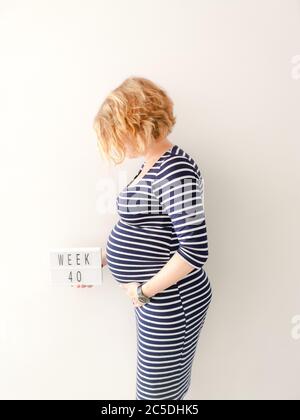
93, 76, 176, 165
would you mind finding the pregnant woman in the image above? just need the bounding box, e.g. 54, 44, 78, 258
93, 77, 213, 400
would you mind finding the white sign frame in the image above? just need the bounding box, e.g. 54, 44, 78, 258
49, 247, 103, 287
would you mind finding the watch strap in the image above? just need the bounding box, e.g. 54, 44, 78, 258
137, 284, 150, 303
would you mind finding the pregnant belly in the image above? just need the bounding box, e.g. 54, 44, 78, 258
106, 219, 173, 283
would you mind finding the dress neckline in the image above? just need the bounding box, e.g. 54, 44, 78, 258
126, 144, 176, 189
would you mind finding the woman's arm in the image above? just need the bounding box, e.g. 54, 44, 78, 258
142, 156, 209, 298
142, 252, 196, 298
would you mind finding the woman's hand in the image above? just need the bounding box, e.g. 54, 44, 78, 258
119, 282, 145, 307
101, 251, 107, 268
71, 249, 106, 288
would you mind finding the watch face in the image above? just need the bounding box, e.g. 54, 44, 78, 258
137, 285, 149, 303
136, 295, 144, 303
138, 296, 147, 303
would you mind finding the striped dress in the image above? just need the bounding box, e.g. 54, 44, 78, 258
106, 144, 212, 400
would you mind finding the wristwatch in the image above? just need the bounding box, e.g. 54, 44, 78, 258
136, 284, 151, 304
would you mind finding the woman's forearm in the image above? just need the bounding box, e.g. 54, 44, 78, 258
142, 252, 196, 298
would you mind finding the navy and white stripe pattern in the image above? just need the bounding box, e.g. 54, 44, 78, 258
106, 144, 212, 400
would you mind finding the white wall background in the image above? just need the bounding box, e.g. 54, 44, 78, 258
0, 0, 299, 400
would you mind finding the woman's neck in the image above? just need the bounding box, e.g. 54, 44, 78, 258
144, 138, 173, 163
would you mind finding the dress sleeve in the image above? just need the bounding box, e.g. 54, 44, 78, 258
152, 156, 209, 270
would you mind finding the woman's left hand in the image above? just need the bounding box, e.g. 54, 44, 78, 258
119, 282, 145, 307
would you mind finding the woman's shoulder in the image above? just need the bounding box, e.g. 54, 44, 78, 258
157, 144, 202, 180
